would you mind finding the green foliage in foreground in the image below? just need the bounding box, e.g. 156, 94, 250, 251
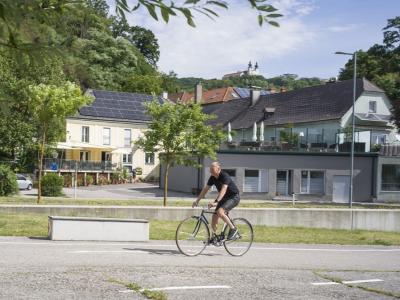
1, 213, 399, 246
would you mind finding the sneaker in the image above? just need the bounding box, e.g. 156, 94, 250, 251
227, 227, 238, 240
209, 234, 217, 245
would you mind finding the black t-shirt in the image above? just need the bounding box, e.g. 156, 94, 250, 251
207, 170, 239, 199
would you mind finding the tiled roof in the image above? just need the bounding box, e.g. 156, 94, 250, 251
206, 78, 386, 129
170, 87, 240, 104
77, 90, 163, 122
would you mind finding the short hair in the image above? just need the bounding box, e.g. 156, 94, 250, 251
210, 161, 221, 168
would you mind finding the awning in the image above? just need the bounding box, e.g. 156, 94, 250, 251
56, 142, 116, 150
112, 148, 132, 154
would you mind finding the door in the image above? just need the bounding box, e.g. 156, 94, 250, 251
276, 170, 288, 196
332, 175, 350, 203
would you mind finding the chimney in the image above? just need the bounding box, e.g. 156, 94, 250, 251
162, 91, 168, 99
250, 89, 261, 106
194, 83, 202, 104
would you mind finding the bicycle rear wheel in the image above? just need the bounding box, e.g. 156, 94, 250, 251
176, 216, 210, 256
223, 218, 253, 256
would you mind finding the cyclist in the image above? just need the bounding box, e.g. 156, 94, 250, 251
192, 161, 240, 241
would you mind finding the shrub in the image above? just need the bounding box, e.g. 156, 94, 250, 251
0, 165, 18, 196
41, 173, 64, 196
86, 174, 94, 186
63, 174, 72, 187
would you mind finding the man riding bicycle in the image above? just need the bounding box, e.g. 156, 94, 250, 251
192, 162, 240, 241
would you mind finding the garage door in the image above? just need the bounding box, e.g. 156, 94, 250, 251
332, 175, 350, 203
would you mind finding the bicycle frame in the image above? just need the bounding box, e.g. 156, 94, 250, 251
193, 208, 230, 241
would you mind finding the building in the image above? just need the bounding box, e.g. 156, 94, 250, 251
161, 78, 400, 203
45, 90, 162, 182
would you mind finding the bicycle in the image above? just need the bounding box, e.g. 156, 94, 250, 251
175, 206, 254, 257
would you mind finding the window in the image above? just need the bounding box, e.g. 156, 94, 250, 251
124, 129, 131, 147
301, 171, 324, 194
369, 101, 377, 113
81, 126, 89, 143
123, 154, 132, 163
103, 128, 110, 145
80, 151, 89, 161
244, 169, 268, 193
145, 153, 155, 165
382, 165, 400, 191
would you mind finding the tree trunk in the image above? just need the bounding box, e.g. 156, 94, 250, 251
37, 127, 46, 204
163, 162, 170, 207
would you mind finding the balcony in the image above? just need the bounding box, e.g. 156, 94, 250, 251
44, 159, 116, 172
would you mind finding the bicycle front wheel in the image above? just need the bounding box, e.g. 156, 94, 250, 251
224, 218, 253, 256
176, 216, 210, 256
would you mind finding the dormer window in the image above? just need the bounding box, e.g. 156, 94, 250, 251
369, 101, 377, 113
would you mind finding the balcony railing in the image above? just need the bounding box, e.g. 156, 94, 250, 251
44, 159, 116, 172
221, 141, 371, 153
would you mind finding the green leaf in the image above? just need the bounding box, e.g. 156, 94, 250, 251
160, 6, 169, 23
258, 14, 263, 26
202, 7, 219, 17
257, 5, 277, 12
268, 20, 280, 27
206, 1, 228, 9
267, 13, 283, 18
145, 4, 158, 21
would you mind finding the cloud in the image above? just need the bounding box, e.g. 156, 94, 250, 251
326, 24, 362, 32
123, 0, 318, 78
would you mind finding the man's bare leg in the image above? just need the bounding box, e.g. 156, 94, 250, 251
216, 208, 235, 230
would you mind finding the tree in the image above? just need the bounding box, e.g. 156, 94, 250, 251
0, 0, 282, 54
338, 17, 400, 130
123, 74, 163, 94
28, 82, 92, 203
68, 29, 156, 90
135, 100, 224, 206
111, 17, 160, 66
0, 49, 66, 166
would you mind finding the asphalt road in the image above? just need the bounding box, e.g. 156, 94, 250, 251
1, 237, 399, 299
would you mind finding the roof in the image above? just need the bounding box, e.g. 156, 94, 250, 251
206, 78, 386, 129
170, 87, 240, 104
77, 90, 163, 122
234, 87, 270, 98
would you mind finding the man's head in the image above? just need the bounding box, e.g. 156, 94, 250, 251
210, 161, 221, 177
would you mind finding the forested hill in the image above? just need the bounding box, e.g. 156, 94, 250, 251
175, 74, 326, 92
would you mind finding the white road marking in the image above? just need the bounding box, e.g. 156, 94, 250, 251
1, 241, 400, 252
312, 279, 383, 286
143, 285, 232, 291
69, 250, 147, 254
119, 285, 231, 293
342, 279, 383, 284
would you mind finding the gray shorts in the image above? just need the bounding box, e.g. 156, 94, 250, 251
215, 194, 240, 211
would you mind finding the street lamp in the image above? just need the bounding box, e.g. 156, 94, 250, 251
335, 51, 357, 209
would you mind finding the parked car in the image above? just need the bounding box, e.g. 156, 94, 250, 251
16, 174, 33, 190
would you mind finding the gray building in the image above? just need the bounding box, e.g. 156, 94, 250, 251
161, 79, 400, 203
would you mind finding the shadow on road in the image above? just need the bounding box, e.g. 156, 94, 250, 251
123, 247, 222, 256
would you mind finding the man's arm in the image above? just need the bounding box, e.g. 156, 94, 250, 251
192, 185, 210, 207
215, 184, 228, 202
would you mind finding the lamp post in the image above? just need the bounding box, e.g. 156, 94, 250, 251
335, 51, 357, 209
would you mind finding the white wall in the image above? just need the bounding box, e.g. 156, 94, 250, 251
65, 118, 159, 178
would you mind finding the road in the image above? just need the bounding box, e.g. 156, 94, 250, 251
1, 237, 399, 299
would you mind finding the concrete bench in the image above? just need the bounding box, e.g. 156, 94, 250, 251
48, 216, 149, 241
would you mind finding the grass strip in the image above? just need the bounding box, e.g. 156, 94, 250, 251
1, 196, 400, 209
108, 278, 167, 300
1, 213, 400, 245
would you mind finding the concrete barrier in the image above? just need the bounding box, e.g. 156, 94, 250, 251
48, 216, 149, 241
1, 205, 399, 232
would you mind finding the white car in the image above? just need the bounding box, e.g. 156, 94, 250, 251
16, 174, 33, 190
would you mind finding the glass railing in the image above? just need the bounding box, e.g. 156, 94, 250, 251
44, 159, 116, 171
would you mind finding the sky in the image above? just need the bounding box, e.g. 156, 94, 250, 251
108, 0, 400, 80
